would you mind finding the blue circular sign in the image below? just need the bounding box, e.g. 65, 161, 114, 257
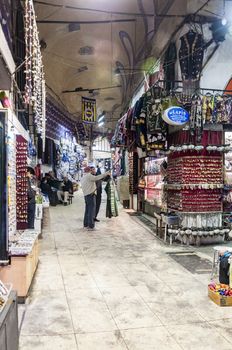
163, 106, 190, 126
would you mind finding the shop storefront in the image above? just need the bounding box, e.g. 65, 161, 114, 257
0, 2, 46, 321
44, 95, 86, 184
113, 49, 232, 246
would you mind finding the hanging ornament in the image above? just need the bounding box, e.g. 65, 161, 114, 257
24, 0, 46, 147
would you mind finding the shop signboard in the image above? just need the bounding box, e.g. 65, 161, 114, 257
163, 106, 189, 126
82, 97, 97, 124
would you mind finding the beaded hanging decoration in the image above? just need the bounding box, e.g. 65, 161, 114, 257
24, 0, 46, 149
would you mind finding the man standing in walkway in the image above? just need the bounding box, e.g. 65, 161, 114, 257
90, 166, 102, 222
81, 166, 110, 231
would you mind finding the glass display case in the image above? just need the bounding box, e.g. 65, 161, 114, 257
143, 157, 166, 208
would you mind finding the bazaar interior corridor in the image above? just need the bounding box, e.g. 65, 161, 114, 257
18, 193, 232, 350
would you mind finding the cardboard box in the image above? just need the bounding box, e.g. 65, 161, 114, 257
208, 287, 232, 307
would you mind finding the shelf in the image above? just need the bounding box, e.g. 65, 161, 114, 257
167, 210, 223, 214
145, 187, 161, 190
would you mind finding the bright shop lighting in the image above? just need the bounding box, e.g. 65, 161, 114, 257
98, 121, 104, 127
97, 114, 105, 123
222, 17, 227, 26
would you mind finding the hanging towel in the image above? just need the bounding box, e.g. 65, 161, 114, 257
105, 180, 118, 218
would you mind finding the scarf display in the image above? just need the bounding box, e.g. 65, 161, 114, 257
105, 180, 118, 218
219, 251, 232, 285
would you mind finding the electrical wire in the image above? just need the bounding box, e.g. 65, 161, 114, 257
44, 51, 95, 67
39, 6, 62, 21
34, 0, 155, 17
194, 0, 212, 16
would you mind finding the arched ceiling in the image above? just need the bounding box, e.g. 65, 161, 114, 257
34, 0, 175, 129
34, 0, 226, 131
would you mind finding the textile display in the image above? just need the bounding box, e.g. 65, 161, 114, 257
163, 42, 177, 91
180, 213, 222, 228
46, 96, 80, 140
219, 251, 232, 285
112, 85, 167, 152
56, 142, 85, 179
129, 153, 138, 195
179, 30, 204, 81
105, 180, 118, 218
112, 86, 232, 154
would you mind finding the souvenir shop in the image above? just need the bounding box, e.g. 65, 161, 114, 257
0, 0, 47, 318
112, 85, 232, 246
44, 95, 86, 185
112, 15, 232, 245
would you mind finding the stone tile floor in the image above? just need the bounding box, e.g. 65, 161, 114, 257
19, 193, 232, 350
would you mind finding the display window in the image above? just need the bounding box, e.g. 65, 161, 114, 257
143, 157, 166, 208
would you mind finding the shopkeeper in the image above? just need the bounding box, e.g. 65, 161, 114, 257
27, 167, 36, 229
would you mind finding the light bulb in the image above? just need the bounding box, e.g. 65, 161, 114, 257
222, 17, 227, 26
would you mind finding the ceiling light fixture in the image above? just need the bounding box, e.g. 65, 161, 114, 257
222, 0, 227, 26
222, 17, 227, 25
68, 23, 81, 32
98, 115, 105, 123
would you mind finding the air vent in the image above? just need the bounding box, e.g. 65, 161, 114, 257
79, 46, 95, 55
104, 97, 115, 101
68, 23, 81, 32
91, 91, 100, 96
77, 66, 88, 73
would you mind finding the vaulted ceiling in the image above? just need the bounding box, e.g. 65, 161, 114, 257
35, 0, 224, 131
34, 0, 175, 129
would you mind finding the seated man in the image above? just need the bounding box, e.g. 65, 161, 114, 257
40, 174, 52, 196
61, 176, 73, 206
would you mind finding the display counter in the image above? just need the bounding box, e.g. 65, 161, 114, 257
0, 231, 39, 301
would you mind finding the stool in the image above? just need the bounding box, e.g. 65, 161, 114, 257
68, 194, 74, 205
211, 245, 232, 280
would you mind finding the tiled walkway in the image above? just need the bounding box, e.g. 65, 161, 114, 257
19, 193, 232, 350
